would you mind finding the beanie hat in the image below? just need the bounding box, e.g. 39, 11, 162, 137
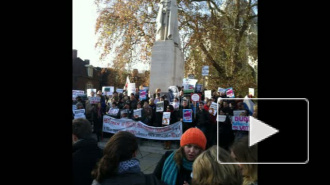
180, 128, 207, 150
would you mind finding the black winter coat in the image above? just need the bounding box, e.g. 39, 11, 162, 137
72, 138, 103, 185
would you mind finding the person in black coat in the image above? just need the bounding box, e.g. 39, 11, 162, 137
72, 118, 103, 185
91, 131, 166, 185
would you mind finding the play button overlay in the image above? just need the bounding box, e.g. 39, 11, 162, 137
217, 98, 309, 164
249, 116, 279, 147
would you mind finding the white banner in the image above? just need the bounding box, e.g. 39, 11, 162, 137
103, 116, 182, 140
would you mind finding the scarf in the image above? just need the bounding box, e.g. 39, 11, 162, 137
117, 158, 141, 174
161, 151, 193, 185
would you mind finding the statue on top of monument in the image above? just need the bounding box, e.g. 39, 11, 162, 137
156, 0, 181, 48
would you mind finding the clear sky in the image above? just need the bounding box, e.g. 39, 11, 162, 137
72, 0, 102, 67
73, 0, 149, 71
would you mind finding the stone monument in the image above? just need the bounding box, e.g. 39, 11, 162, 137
149, 0, 184, 95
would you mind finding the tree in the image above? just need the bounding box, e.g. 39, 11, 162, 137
94, 0, 258, 96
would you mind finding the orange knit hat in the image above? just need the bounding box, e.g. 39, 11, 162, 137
180, 128, 207, 150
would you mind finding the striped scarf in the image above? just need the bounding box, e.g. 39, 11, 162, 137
161, 151, 193, 185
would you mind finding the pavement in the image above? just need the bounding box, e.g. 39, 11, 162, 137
96, 135, 180, 174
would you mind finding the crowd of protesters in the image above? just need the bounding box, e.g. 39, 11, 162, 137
73, 85, 256, 150
73, 85, 258, 185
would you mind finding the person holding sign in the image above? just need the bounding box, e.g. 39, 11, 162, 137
195, 101, 211, 148
153, 128, 207, 185
163, 105, 177, 150
179, 99, 194, 133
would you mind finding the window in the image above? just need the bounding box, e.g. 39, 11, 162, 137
86, 83, 93, 89
85, 65, 93, 77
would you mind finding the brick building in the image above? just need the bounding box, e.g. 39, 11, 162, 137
72, 50, 102, 92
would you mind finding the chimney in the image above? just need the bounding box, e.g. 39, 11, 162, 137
72, 49, 77, 59
84, 59, 90, 65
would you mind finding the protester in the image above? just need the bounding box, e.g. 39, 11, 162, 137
230, 136, 258, 185
91, 131, 165, 185
179, 99, 194, 133
72, 118, 102, 185
163, 104, 177, 150
153, 128, 207, 185
192, 145, 243, 185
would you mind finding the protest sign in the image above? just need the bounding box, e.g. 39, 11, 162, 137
204, 90, 212, 99
162, 112, 171, 125
139, 90, 147, 100
73, 109, 86, 119
133, 108, 142, 118
102, 86, 114, 96
217, 115, 227, 122
87, 89, 97, 97
89, 96, 101, 104
232, 116, 249, 131
182, 109, 193, 122
226, 87, 235, 98
72, 90, 84, 100
156, 101, 164, 112
209, 102, 217, 116
182, 78, 197, 93
202, 66, 209, 76
116, 88, 123, 94
108, 108, 120, 117
249, 88, 255, 96
127, 83, 136, 96
233, 110, 246, 117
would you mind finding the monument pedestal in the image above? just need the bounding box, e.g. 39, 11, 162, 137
149, 40, 184, 95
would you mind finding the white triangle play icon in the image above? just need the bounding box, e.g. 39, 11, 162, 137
249, 116, 279, 147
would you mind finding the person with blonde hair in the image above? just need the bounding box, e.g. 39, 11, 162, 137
230, 136, 258, 185
192, 145, 243, 185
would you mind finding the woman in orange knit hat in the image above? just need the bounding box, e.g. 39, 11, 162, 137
153, 128, 207, 185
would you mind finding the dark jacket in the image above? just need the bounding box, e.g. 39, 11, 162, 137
153, 151, 192, 185
195, 108, 210, 128
73, 138, 103, 185
91, 173, 166, 185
